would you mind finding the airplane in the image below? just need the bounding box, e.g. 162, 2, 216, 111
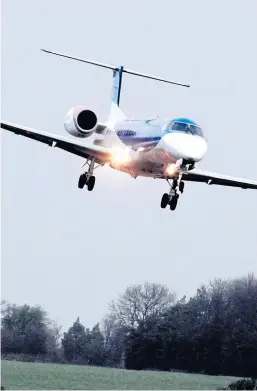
1, 49, 257, 211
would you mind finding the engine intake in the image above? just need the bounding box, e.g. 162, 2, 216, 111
64, 106, 98, 138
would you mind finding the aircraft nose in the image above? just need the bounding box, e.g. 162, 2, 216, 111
163, 133, 208, 162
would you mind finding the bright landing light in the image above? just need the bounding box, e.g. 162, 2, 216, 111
166, 163, 178, 176
111, 147, 131, 165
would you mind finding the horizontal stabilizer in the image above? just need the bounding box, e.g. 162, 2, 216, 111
41, 49, 190, 88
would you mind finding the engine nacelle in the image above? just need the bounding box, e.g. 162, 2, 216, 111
64, 106, 98, 138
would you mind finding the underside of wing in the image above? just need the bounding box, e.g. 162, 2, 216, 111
1, 121, 112, 164
181, 168, 257, 190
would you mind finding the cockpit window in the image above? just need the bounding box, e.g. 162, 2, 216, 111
170, 121, 204, 137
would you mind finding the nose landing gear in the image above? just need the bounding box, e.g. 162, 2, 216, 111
160, 178, 185, 211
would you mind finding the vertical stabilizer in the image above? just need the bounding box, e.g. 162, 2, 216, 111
108, 67, 126, 121
112, 67, 123, 106
108, 101, 126, 121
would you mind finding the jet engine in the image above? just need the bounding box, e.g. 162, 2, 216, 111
64, 106, 98, 138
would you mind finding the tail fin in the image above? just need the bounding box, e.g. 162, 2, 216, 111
108, 66, 126, 121
41, 49, 190, 122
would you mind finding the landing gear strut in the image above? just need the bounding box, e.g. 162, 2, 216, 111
179, 181, 185, 194
78, 158, 96, 191
160, 178, 185, 211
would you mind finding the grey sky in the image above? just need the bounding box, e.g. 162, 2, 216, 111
1, 0, 257, 332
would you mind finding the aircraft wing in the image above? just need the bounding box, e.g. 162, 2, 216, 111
1, 121, 111, 163
182, 168, 257, 190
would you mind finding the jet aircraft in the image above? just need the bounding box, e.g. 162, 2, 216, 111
1, 49, 257, 211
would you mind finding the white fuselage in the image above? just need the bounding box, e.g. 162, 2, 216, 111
95, 117, 208, 178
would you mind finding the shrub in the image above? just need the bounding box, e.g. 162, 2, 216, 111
226, 378, 256, 390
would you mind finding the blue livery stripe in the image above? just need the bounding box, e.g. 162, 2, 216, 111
118, 136, 161, 143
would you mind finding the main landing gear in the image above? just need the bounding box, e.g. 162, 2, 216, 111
160, 178, 185, 211
78, 158, 96, 191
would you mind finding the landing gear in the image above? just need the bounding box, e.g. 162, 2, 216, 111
160, 178, 185, 211
161, 193, 169, 208
78, 159, 96, 191
87, 176, 95, 191
179, 181, 185, 194
78, 173, 87, 189
169, 194, 179, 210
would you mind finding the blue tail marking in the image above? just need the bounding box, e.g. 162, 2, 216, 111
112, 66, 123, 106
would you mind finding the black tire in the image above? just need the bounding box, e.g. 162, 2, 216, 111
78, 174, 87, 189
161, 193, 169, 208
170, 195, 179, 210
87, 176, 95, 191
179, 181, 185, 193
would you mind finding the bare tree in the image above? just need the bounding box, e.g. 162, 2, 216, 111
101, 313, 126, 367
109, 282, 176, 328
102, 313, 118, 348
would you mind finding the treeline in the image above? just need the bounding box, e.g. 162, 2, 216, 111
1, 274, 257, 377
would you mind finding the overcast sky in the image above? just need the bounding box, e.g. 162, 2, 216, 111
1, 0, 257, 332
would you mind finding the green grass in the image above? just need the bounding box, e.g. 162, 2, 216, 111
1, 360, 237, 390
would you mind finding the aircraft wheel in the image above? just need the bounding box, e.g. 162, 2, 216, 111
87, 176, 95, 191
161, 193, 169, 208
78, 174, 87, 189
170, 195, 179, 211
179, 181, 185, 193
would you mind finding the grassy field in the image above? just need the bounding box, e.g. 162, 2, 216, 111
1, 360, 237, 390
